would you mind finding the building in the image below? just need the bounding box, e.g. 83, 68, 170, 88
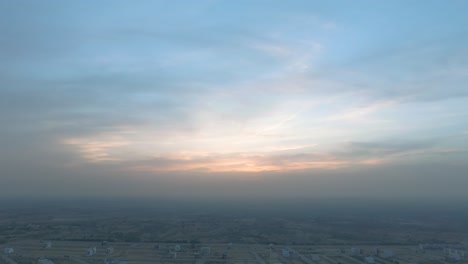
45, 241, 52, 249
170, 251, 177, 259
381, 249, 395, 258
86, 247, 97, 256
201, 247, 211, 255
106, 247, 114, 254
450, 253, 462, 261
351, 247, 361, 255
174, 244, 181, 251
38, 259, 54, 264
420, 244, 464, 251
365, 257, 375, 264
4, 247, 14, 254
446, 248, 465, 261
104, 258, 127, 264
282, 248, 290, 258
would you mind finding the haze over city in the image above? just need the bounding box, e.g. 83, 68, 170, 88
1, 0, 468, 203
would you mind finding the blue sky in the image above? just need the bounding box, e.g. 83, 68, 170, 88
1, 1, 467, 199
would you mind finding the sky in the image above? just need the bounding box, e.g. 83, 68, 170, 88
1, 0, 468, 201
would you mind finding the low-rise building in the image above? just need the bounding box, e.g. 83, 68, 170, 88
103, 258, 127, 264
201, 247, 211, 255
365, 256, 375, 264
351, 247, 361, 255
38, 258, 54, 264
43, 241, 52, 249
106, 247, 114, 254
381, 249, 395, 258
86, 247, 97, 256
311, 254, 320, 261
447, 248, 465, 261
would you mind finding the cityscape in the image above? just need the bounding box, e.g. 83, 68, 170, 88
1, 1, 467, 264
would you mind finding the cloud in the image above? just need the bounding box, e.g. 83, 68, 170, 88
125, 153, 349, 173
61, 130, 443, 173
0, 0, 467, 201
321, 99, 397, 122
62, 136, 130, 162
336, 140, 436, 161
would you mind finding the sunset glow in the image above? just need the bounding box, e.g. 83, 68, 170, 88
1, 0, 468, 199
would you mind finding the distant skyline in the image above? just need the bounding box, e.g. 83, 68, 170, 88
1, 1, 468, 200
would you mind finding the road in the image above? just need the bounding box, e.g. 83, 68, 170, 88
251, 248, 268, 264
70, 256, 91, 264
1, 255, 18, 264
289, 248, 315, 264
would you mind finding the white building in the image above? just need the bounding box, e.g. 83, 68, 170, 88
38, 258, 54, 264
44, 241, 52, 249
365, 256, 375, 264
106, 247, 114, 254
282, 248, 290, 258
447, 249, 465, 261
86, 247, 97, 256
4, 247, 14, 254
201, 247, 211, 255
104, 258, 127, 264
351, 247, 361, 255
450, 253, 462, 261
381, 249, 395, 258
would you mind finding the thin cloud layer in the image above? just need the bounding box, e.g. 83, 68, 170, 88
1, 1, 468, 199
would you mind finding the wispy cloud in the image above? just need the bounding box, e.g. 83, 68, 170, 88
321, 99, 397, 122
1, 0, 468, 199
62, 136, 130, 162
62, 128, 441, 172
127, 153, 350, 173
